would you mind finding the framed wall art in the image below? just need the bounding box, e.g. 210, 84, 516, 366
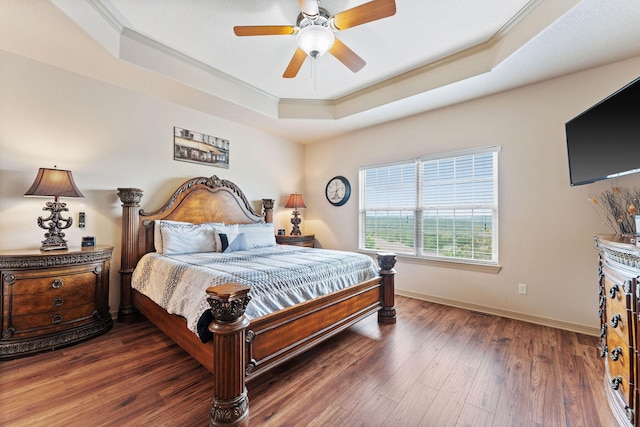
174, 127, 229, 169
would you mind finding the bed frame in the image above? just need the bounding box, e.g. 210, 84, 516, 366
116, 176, 396, 426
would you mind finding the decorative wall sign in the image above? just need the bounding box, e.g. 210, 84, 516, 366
174, 127, 229, 168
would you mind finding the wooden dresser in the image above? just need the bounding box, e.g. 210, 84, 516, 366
275, 234, 315, 248
0, 246, 113, 359
596, 235, 640, 426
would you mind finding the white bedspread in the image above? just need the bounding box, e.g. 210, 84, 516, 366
131, 245, 379, 334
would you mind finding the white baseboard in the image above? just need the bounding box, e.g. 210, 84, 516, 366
396, 289, 599, 337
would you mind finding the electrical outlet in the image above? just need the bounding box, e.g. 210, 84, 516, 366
518, 283, 527, 295
79, 212, 86, 228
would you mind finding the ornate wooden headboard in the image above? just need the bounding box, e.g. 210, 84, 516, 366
116, 175, 274, 322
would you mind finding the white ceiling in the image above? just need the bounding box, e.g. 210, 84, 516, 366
4, 1, 640, 144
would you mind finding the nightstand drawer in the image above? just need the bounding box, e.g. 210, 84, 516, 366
9, 303, 95, 334
6, 267, 99, 294
10, 284, 95, 316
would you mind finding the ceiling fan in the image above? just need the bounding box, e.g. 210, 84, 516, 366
233, 0, 396, 78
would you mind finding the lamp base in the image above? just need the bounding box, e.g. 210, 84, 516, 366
40, 242, 68, 251
37, 200, 72, 251
290, 209, 302, 236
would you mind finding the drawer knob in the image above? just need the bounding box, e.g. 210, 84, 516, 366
600, 324, 607, 338
52, 278, 64, 289
52, 297, 64, 307
609, 284, 619, 299
610, 313, 622, 329
610, 346, 623, 361
600, 345, 608, 358
611, 376, 623, 390
52, 314, 63, 324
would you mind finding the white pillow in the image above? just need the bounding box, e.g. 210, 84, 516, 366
154, 220, 190, 253
237, 223, 276, 249
159, 221, 218, 254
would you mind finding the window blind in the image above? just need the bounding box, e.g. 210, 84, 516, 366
359, 146, 499, 264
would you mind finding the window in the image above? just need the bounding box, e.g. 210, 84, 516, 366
359, 146, 499, 266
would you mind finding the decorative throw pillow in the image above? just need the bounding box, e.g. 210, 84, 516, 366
237, 223, 276, 249
213, 224, 239, 252
222, 233, 249, 253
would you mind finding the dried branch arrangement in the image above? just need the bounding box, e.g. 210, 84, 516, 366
589, 186, 640, 234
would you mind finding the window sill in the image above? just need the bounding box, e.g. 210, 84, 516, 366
361, 250, 502, 274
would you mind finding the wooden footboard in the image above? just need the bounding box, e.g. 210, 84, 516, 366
116, 178, 397, 426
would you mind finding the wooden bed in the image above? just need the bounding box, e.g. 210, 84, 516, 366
116, 176, 396, 426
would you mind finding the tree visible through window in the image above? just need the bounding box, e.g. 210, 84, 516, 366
359, 147, 499, 265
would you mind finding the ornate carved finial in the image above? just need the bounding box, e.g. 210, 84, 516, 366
262, 199, 274, 211
207, 296, 252, 322
206, 283, 252, 322
377, 252, 397, 273
117, 188, 143, 205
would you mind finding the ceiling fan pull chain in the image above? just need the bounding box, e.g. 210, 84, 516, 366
312, 55, 317, 89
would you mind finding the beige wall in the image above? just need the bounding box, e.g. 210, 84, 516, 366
0, 51, 304, 314
304, 55, 640, 334
3, 44, 640, 334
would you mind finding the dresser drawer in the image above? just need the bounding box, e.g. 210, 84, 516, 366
5, 266, 100, 295
9, 284, 95, 316
606, 330, 635, 409
9, 303, 95, 335
606, 297, 633, 344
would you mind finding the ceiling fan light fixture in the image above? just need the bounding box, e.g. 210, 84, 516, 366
297, 25, 334, 58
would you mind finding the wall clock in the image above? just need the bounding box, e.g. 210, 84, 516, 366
325, 176, 351, 206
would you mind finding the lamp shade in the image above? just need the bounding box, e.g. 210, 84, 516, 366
297, 25, 334, 57
24, 168, 84, 199
285, 193, 306, 209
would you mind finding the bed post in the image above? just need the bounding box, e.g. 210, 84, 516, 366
206, 283, 252, 427
117, 188, 143, 323
376, 252, 397, 324
262, 198, 274, 223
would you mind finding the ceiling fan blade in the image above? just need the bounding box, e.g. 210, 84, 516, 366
331, 0, 396, 30
329, 38, 366, 73
298, 0, 319, 19
283, 48, 308, 78
233, 26, 297, 36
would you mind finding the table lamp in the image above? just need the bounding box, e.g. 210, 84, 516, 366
285, 193, 306, 236
24, 167, 84, 251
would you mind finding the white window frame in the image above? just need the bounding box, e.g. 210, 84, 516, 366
359, 146, 500, 271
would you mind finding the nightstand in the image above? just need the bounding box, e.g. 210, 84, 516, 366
0, 246, 113, 359
275, 234, 315, 248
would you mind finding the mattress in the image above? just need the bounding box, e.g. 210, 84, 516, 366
131, 245, 379, 339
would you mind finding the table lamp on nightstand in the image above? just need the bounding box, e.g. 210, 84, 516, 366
24, 167, 84, 251
285, 193, 306, 236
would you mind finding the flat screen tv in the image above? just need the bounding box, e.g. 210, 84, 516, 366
565, 76, 640, 186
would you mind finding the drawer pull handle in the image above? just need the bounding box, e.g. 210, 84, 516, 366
52, 278, 64, 289
52, 297, 64, 307
600, 345, 608, 358
600, 324, 607, 338
611, 376, 623, 390
610, 314, 622, 329
610, 346, 623, 361
609, 284, 619, 299
599, 295, 605, 308
52, 314, 63, 324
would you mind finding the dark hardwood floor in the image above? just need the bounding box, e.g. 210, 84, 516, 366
0, 296, 616, 426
